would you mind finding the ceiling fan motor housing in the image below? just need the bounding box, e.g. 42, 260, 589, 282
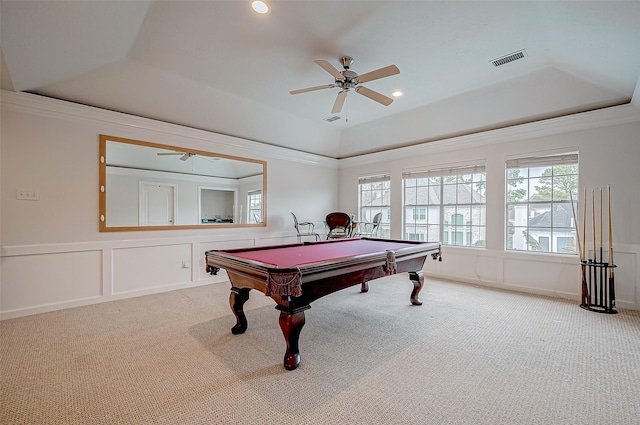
338, 70, 359, 89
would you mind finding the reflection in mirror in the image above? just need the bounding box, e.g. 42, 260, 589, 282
99, 135, 266, 231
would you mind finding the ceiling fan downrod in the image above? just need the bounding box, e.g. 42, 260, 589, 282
340, 56, 354, 69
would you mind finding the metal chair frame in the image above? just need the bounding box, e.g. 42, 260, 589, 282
291, 212, 320, 242
356, 212, 382, 237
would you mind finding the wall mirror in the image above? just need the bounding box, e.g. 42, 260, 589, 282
99, 135, 266, 231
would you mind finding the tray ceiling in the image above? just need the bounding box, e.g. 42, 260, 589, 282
2, 1, 639, 158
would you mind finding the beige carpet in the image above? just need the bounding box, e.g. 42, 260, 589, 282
1, 275, 639, 424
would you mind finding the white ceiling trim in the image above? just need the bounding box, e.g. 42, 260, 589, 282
1, 90, 338, 169
632, 76, 640, 110
338, 103, 640, 168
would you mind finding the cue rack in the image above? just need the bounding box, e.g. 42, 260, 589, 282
570, 185, 617, 314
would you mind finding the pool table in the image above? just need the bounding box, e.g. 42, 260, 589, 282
205, 237, 441, 370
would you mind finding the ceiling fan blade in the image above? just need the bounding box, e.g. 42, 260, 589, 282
290, 84, 334, 95
355, 86, 394, 106
357, 64, 400, 83
314, 59, 344, 80
331, 90, 348, 114
157, 151, 194, 161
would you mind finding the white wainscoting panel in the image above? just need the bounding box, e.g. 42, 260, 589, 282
609, 248, 637, 309
112, 244, 193, 295
503, 255, 577, 298
428, 247, 499, 286
1, 250, 102, 315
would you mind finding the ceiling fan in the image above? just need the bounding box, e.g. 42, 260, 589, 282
290, 56, 400, 114
157, 151, 196, 161
157, 151, 222, 165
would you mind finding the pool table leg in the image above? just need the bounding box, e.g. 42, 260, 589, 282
229, 287, 251, 334
409, 270, 424, 306
278, 309, 306, 370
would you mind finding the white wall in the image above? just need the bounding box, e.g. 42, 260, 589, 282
339, 104, 640, 310
0, 91, 337, 319
2, 91, 639, 319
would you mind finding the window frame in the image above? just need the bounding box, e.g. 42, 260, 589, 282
402, 164, 487, 248
247, 190, 262, 224
505, 152, 579, 255
357, 174, 391, 238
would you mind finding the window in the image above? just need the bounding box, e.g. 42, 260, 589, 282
358, 175, 390, 238
506, 152, 578, 254
413, 208, 426, 221
247, 190, 262, 224
402, 164, 486, 247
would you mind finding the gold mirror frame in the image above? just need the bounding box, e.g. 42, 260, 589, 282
99, 135, 266, 231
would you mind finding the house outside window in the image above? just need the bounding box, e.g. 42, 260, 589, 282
402, 164, 486, 247
506, 152, 578, 254
358, 175, 391, 238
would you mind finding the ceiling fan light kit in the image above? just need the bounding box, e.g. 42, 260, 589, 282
290, 56, 400, 115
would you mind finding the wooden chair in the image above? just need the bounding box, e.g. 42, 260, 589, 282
357, 212, 382, 237
291, 212, 320, 242
325, 212, 352, 239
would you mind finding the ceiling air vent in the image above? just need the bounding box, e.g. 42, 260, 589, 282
323, 115, 341, 122
491, 50, 526, 67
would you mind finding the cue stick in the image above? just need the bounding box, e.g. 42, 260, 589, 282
608, 185, 613, 264
570, 191, 588, 305
608, 185, 615, 309
592, 189, 596, 262
584, 187, 590, 304
600, 187, 604, 305
570, 191, 583, 260
582, 187, 587, 262
592, 189, 598, 304
600, 187, 604, 262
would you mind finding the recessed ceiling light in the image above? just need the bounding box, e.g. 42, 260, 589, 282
392, 90, 403, 97
251, 1, 270, 14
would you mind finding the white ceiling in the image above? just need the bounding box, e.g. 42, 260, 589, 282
2, 1, 639, 158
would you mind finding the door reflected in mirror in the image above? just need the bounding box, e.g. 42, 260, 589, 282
99, 135, 266, 231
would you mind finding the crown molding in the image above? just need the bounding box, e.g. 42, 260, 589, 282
4, 90, 638, 171
1, 90, 338, 169
338, 103, 640, 168
632, 75, 640, 109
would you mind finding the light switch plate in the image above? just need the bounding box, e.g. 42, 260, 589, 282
17, 189, 40, 201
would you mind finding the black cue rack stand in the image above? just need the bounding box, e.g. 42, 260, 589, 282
579, 258, 617, 314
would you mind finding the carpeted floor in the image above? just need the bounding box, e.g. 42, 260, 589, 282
1, 275, 639, 424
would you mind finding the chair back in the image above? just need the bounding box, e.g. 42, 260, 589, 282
291, 212, 300, 231
370, 212, 382, 235
357, 212, 383, 237
372, 212, 382, 226
325, 212, 351, 239
291, 212, 320, 241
